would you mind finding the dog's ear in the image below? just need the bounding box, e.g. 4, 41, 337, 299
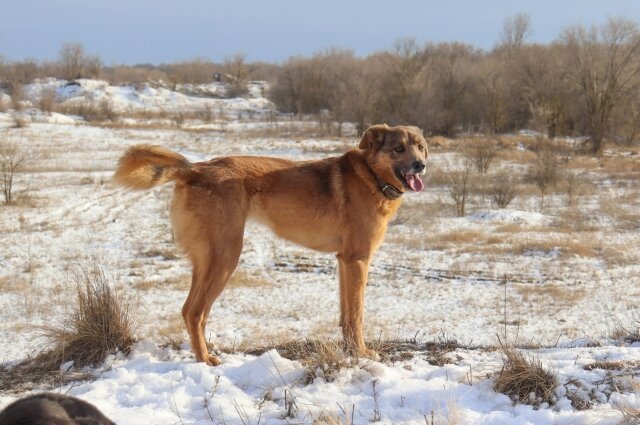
359, 124, 389, 150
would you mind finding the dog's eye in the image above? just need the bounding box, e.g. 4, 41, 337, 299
417, 144, 424, 151
394, 146, 405, 153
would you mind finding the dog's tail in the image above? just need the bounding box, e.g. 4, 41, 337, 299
113, 145, 192, 190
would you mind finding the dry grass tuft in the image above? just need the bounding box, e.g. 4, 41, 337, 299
610, 319, 640, 343
370, 337, 461, 366
0, 261, 135, 392
12, 115, 29, 129
139, 247, 180, 260
242, 336, 464, 384
493, 342, 557, 407
158, 313, 186, 350
245, 339, 355, 382
430, 229, 485, 246
583, 360, 640, 371
0, 351, 94, 393
314, 412, 354, 425
40, 262, 136, 368
0, 275, 29, 293
516, 284, 587, 305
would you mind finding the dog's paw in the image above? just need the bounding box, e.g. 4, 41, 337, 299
206, 354, 222, 366
359, 347, 381, 362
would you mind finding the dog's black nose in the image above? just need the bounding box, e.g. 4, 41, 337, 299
413, 161, 426, 172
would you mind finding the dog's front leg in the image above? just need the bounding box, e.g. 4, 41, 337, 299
336, 253, 377, 359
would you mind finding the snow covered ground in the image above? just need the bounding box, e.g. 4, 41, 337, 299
20, 78, 273, 117
0, 81, 639, 424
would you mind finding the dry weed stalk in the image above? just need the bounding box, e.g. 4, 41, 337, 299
616, 401, 640, 425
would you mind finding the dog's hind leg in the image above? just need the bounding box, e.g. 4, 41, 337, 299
181, 224, 244, 366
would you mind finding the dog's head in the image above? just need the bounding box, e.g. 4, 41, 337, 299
359, 124, 428, 193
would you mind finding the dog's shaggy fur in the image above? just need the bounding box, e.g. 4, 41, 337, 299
0, 393, 114, 425
114, 124, 428, 365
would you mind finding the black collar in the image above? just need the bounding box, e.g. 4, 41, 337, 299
370, 171, 403, 200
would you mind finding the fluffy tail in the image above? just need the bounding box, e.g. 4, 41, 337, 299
113, 145, 192, 190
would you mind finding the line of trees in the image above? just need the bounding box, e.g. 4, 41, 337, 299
269, 16, 640, 153
1, 16, 640, 153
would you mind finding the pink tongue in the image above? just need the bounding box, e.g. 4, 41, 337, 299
405, 174, 424, 192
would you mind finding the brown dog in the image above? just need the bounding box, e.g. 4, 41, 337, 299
114, 124, 428, 365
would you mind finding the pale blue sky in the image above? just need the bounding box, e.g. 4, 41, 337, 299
2, 0, 639, 64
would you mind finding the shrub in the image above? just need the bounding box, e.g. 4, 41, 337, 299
466, 138, 498, 173
38, 87, 58, 114
58, 97, 118, 122
9, 83, 24, 111
0, 140, 30, 203
562, 170, 585, 207
11, 114, 29, 129
527, 142, 561, 206
173, 111, 185, 128
446, 160, 473, 217
490, 172, 518, 208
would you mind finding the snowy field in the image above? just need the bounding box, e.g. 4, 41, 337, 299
0, 80, 639, 424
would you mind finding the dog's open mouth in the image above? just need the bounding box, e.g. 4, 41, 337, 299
400, 171, 424, 192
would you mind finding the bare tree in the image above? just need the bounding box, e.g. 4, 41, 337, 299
319, 48, 357, 135
514, 44, 570, 139
425, 43, 478, 137
615, 96, 640, 145
0, 140, 30, 203
562, 18, 640, 154
480, 65, 510, 134
83, 55, 102, 78
500, 13, 533, 53
59, 43, 86, 80
375, 38, 428, 125
223, 53, 251, 98
163, 59, 219, 90
337, 55, 381, 134
270, 56, 330, 115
